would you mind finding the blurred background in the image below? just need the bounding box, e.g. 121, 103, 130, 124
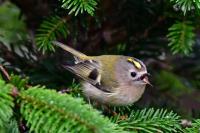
0, 0, 200, 119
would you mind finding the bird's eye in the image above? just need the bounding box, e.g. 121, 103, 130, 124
130, 72, 137, 77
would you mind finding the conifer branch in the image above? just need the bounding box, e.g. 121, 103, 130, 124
184, 119, 200, 133
35, 16, 68, 53
167, 21, 195, 55
0, 80, 15, 129
170, 0, 200, 14
60, 0, 97, 16
19, 86, 122, 133
117, 108, 182, 133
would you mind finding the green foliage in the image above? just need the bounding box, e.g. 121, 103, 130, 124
155, 70, 190, 96
1, 0, 200, 132
35, 16, 68, 53
60, 0, 97, 16
170, 0, 200, 14
0, 1, 27, 45
117, 108, 182, 133
0, 80, 15, 129
184, 119, 200, 133
1, 119, 20, 133
68, 81, 82, 97
10, 74, 29, 90
167, 21, 195, 55
19, 86, 121, 133
114, 43, 127, 54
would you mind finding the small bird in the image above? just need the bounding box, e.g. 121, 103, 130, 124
53, 41, 150, 106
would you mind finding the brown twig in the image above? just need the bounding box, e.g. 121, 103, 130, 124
0, 65, 20, 97
0, 65, 10, 81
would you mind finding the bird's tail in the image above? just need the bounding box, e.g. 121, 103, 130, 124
52, 41, 89, 60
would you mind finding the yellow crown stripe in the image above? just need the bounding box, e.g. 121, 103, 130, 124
127, 58, 142, 69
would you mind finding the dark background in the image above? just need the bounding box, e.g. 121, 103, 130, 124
0, 0, 200, 119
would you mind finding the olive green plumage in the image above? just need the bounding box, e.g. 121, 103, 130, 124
53, 41, 150, 106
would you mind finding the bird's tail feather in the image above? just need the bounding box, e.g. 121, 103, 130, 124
52, 41, 88, 60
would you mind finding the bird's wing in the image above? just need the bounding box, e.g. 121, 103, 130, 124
52, 41, 111, 92
64, 59, 101, 85
63, 59, 111, 93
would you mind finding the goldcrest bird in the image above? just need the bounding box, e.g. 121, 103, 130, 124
53, 41, 150, 106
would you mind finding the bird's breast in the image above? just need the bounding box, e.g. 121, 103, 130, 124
111, 85, 146, 105
82, 81, 146, 105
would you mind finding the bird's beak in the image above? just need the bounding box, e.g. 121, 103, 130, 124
141, 73, 152, 86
